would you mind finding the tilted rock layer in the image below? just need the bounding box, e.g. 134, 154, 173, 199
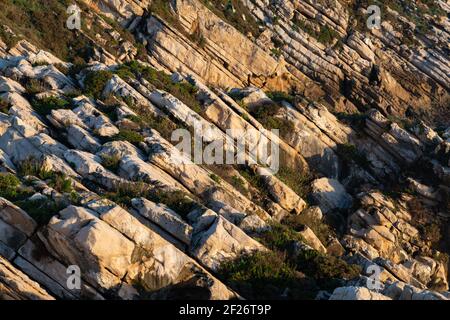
0, 0, 448, 300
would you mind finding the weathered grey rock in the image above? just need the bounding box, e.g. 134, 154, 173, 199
72, 97, 119, 137
191, 211, 265, 271
302, 206, 323, 221
0, 256, 54, 300
64, 149, 123, 190
42, 206, 135, 292
16, 238, 104, 300
256, 166, 307, 214
329, 286, 391, 300
94, 203, 238, 299
311, 178, 353, 213
297, 225, 327, 254
0, 197, 37, 236
131, 197, 193, 245
67, 125, 101, 153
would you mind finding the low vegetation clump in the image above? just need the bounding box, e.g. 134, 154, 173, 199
149, 0, 185, 30
0, 0, 138, 64
0, 173, 21, 200
0, 24, 19, 49
337, 143, 370, 170
111, 129, 144, 146
348, 0, 443, 42
407, 198, 443, 246
259, 223, 305, 251
115, 61, 202, 113
293, 18, 339, 45
30, 96, 71, 116
105, 182, 197, 218
151, 189, 197, 219
47, 174, 73, 194
83, 70, 114, 99
0, 172, 67, 226
230, 175, 245, 192
233, 221, 362, 298
237, 166, 270, 199
125, 112, 178, 141
317, 25, 339, 45
200, 0, 262, 38
276, 166, 313, 200
15, 197, 65, 226
266, 91, 295, 104
248, 101, 295, 138
0, 0, 95, 62
218, 251, 316, 299
294, 248, 362, 290
104, 182, 150, 208
100, 154, 121, 173
335, 112, 367, 130
18, 158, 73, 194
283, 214, 335, 246
24, 78, 46, 94
220, 220, 361, 299
209, 173, 221, 184
0, 99, 10, 114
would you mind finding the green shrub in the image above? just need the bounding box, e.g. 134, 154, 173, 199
292, 18, 339, 45
127, 107, 178, 140
31, 96, 70, 116
266, 91, 295, 104
237, 167, 270, 198
257, 219, 359, 292
218, 251, 316, 299
270, 48, 281, 58
199, 0, 262, 38
15, 198, 65, 226
115, 61, 202, 114
18, 158, 51, 179
231, 175, 245, 190
83, 70, 113, 99
24, 78, 46, 94
335, 112, 367, 129
18, 158, 72, 193
149, 0, 182, 28
101, 154, 121, 173
336, 143, 370, 169
248, 101, 294, 138
0, 99, 10, 114
48, 174, 73, 194
0, 0, 122, 62
105, 182, 150, 208
112, 129, 144, 146
0, 25, 19, 49
259, 222, 305, 251
276, 166, 312, 200
317, 25, 339, 45
209, 173, 221, 184
150, 189, 197, 219
106, 182, 196, 218
0, 173, 20, 199
0, 174, 63, 225
68, 57, 88, 77
283, 214, 335, 246
295, 248, 361, 290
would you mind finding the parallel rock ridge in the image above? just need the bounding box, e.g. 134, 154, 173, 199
0, 0, 448, 300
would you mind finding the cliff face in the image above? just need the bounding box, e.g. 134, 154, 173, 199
0, 0, 449, 300
123, 0, 449, 124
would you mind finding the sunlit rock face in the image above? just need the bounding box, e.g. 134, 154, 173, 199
0, 0, 448, 300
